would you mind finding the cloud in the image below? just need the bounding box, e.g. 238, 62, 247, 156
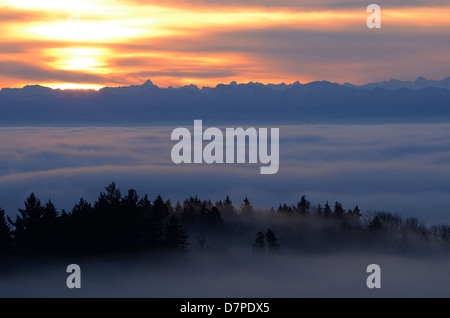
110, 24, 450, 85
120, 0, 450, 10
1, 125, 450, 224
0, 61, 117, 84
1, 2, 450, 88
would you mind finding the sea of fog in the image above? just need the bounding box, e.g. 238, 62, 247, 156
2, 251, 450, 297
2, 123, 450, 298
1, 124, 450, 224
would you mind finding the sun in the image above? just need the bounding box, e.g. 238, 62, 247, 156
45, 47, 108, 73
41, 83, 105, 90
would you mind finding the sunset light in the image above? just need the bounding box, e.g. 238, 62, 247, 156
1, 1, 450, 90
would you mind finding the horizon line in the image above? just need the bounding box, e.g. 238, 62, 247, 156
2, 75, 449, 92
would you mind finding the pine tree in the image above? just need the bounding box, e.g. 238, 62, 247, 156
95, 182, 122, 211
69, 198, 94, 252
323, 201, 332, 217
199, 204, 223, 225
240, 197, 254, 219
163, 214, 189, 253
8, 193, 44, 252
220, 195, 237, 221
0, 208, 13, 253
296, 195, 311, 215
265, 228, 280, 251
41, 200, 60, 252
280, 203, 294, 215
224, 195, 233, 210
121, 189, 141, 249
252, 231, 266, 252
207, 206, 222, 224
94, 182, 124, 251
333, 201, 345, 218
153, 194, 169, 231
199, 202, 208, 222
174, 201, 183, 217
72, 198, 92, 218
181, 199, 197, 224
315, 203, 323, 217
138, 194, 159, 249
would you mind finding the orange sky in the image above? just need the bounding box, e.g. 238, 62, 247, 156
1, 1, 450, 89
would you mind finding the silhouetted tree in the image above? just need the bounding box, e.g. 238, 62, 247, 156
224, 195, 233, 210
138, 194, 151, 210
431, 224, 450, 244
95, 182, 122, 212
67, 198, 94, 252
265, 229, 280, 251
165, 199, 174, 214
174, 201, 183, 218
296, 195, 311, 215
199, 202, 222, 225
278, 204, 293, 216
163, 214, 189, 253
353, 206, 362, 217
199, 202, 208, 221
0, 208, 12, 253
181, 196, 201, 224
368, 215, 382, 231
142, 194, 169, 248
8, 193, 44, 253
252, 231, 266, 252
370, 212, 402, 231
121, 189, 141, 249
41, 200, 60, 252
240, 197, 254, 219
323, 201, 332, 217
208, 206, 222, 223
219, 195, 237, 222
123, 189, 139, 211
404, 217, 427, 237
72, 198, 93, 218
93, 182, 124, 251
153, 194, 169, 221
333, 201, 345, 218
138, 194, 159, 249
5, 184, 450, 257
315, 204, 323, 217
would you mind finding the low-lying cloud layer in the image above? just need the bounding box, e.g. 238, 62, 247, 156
1, 124, 450, 224
2, 251, 450, 297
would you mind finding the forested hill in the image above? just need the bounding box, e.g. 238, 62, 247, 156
1, 182, 450, 257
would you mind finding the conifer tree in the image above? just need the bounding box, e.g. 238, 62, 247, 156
163, 214, 189, 253
0, 208, 12, 253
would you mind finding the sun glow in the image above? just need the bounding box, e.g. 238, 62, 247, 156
41, 82, 105, 90
1, 0, 450, 90
45, 48, 108, 72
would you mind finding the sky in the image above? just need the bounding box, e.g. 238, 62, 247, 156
1, 0, 450, 89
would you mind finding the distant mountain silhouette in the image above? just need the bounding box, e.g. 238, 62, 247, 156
1, 77, 450, 125
344, 76, 450, 91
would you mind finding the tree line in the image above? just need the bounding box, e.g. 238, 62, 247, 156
1, 182, 450, 256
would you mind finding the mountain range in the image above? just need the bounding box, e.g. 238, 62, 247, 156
1, 77, 450, 125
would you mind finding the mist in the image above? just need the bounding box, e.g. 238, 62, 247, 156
2, 249, 450, 297
1, 124, 450, 223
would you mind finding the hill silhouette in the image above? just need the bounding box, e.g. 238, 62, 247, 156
1, 182, 449, 258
